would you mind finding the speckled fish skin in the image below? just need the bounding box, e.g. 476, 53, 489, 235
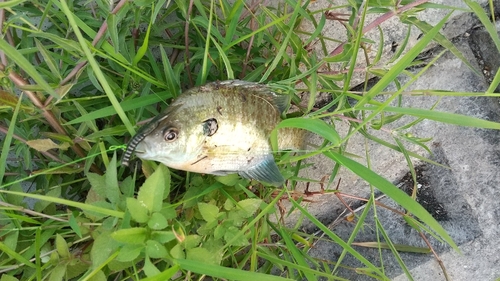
122, 80, 303, 186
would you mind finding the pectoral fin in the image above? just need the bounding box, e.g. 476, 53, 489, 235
238, 155, 284, 186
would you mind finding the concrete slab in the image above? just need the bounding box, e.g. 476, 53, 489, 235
290, 1, 500, 280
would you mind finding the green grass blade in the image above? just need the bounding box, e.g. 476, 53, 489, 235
257, 251, 349, 280
159, 45, 180, 97
375, 219, 414, 281
223, 14, 291, 52
65, 90, 171, 125
362, 106, 500, 129
403, 16, 480, 76
0, 39, 57, 97
199, 0, 215, 84
132, 8, 153, 66
211, 38, 234, 79
175, 259, 294, 281
259, 0, 301, 82
0, 0, 26, 8
289, 198, 387, 279
323, 151, 459, 252
0, 189, 124, 218
275, 118, 340, 145
0, 94, 23, 188
0, 241, 37, 269
464, 0, 500, 93
355, 12, 452, 108
58, 0, 135, 135
279, 227, 316, 281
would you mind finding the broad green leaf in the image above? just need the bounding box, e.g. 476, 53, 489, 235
224, 226, 248, 246
235, 199, 262, 218
138, 164, 170, 213
186, 247, 221, 265
120, 176, 135, 197
215, 174, 240, 186
170, 244, 184, 259
49, 264, 67, 281
111, 228, 148, 245
148, 212, 168, 230
86, 173, 107, 202
126, 197, 149, 223
87, 270, 107, 281
116, 244, 143, 262
160, 205, 177, 220
2, 230, 18, 254
198, 202, 219, 223
91, 230, 119, 269
151, 231, 176, 244
105, 153, 120, 205
143, 256, 161, 277
139, 265, 180, 281
183, 235, 202, 249
55, 234, 70, 259
34, 186, 61, 213
146, 239, 168, 259
0, 274, 19, 281
5, 183, 24, 206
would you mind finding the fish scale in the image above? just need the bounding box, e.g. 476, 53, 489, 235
122, 80, 306, 186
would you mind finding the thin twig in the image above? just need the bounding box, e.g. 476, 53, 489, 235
0, 200, 68, 222
418, 231, 451, 281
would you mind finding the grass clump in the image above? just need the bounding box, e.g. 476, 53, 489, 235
0, 0, 499, 280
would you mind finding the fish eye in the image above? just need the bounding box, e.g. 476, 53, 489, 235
163, 128, 179, 142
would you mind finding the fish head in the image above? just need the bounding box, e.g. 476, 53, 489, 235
122, 106, 213, 169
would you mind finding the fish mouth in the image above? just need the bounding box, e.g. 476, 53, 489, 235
122, 113, 169, 166
122, 132, 148, 166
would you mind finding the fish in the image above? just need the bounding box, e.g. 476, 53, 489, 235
122, 80, 306, 186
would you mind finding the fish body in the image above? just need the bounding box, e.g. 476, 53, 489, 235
122, 80, 304, 186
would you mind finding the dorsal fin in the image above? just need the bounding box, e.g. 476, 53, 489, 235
216, 80, 290, 114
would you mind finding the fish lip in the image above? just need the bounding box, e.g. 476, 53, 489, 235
122, 113, 168, 166
122, 133, 148, 166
